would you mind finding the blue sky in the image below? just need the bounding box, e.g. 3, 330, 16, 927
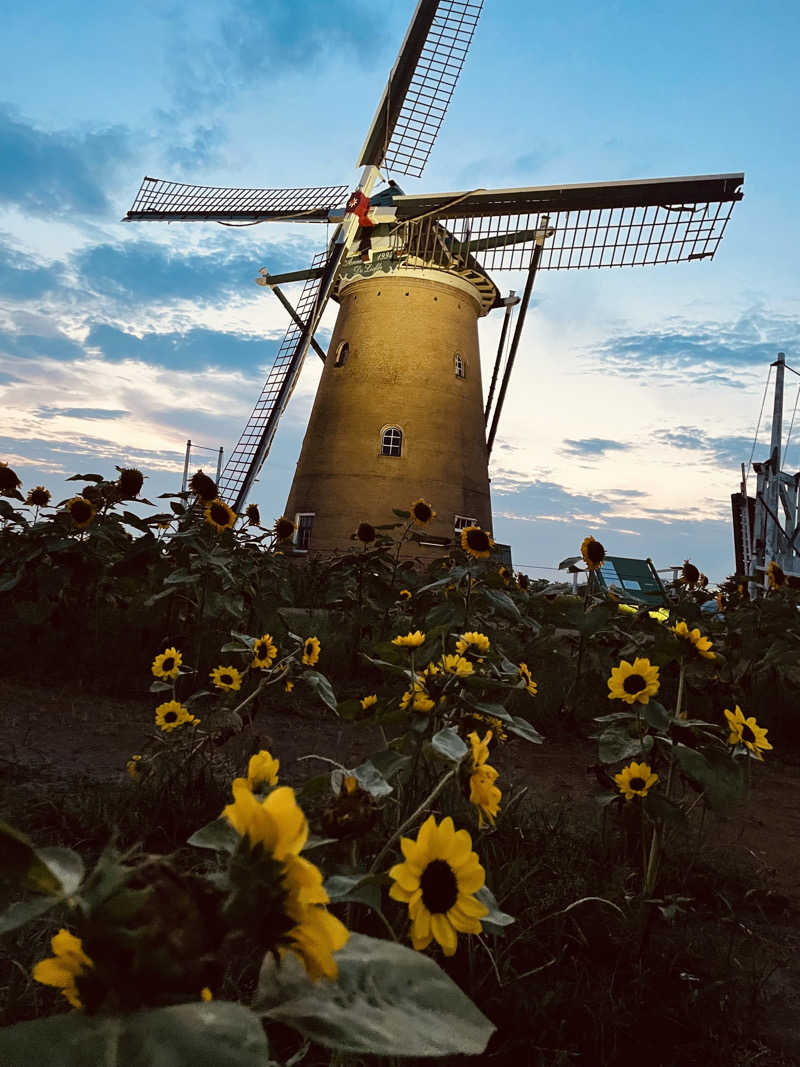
2, 0, 799, 583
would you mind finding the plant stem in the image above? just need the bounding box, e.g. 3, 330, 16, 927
370, 766, 458, 873
675, 659, 686, 721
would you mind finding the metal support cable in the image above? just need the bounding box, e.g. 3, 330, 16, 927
744, 364, 773, 493
783, 381, 800, 470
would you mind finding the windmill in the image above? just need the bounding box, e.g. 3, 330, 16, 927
125, 0, 744, 556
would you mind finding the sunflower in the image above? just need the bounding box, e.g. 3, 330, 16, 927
25, 486, 51, 507
151, 647, 182, 680
246, 503, 261, 526
33, 929, 94, 1009
190, 470, 217, 501
126, 754, 143, 780
410, 499, 435, 525
698, 573, 709, 588
205, 498, 236, 533
210, 665, 242, 692
116, 467, 144, 498
389, 815, 488, 956
155, 700, 199, 732
498, 565, 512, 581
467, 730, 501, 828
360, 694, 378, 711
399, 588, 412, 600
274, 516, 295, 540
768, 561, 787, 589
356, 522, 376, 543
66, 496, 96, 530
517, 573, 530, 590
0, 462, 21, 491
461, 526, 493, 559
392, 631, 426, 648
400, 679, 435, 713
302, 636, 321, 666
724, 706, 773, 760
607, 658, 660, 705
222, 782, 348, 979
236, 749, 280, 792
671, 621, 715, 660
614, 761, 659, 801
455, 631, 490, 657
201, 987, 213, 1002
465, 712, 508, 742
252, 634, 278, 669
439, 654, 474, 677
285, 680, 294, 693
518, 663, 538, 697
581, 535, 606, 571
680, 560, 700, 587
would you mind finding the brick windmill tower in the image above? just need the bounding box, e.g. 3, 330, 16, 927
126, 1, 744, 555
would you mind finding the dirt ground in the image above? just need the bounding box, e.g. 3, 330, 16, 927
2, 680, 800, 1060
2, 679, 799, 904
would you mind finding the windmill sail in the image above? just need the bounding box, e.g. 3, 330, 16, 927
393, 173, 744, 271
359, 0, 483, 179
125, 178, 349, 222
218, 252, 331, 511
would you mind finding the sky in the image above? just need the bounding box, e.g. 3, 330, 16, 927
2, 0, 799, 584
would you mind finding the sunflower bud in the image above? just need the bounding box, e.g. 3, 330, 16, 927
273, 516, 295, 541
0, 463, 21, 492
190, 471, 218, 501
320, 777, 378, 839
117, 467, 144, 498
25, 486, 51, 507
246, 503, 261, 526
356, 521, 376, 543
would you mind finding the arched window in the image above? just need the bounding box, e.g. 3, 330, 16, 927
454, 352, 465, 378
380, 426, 403, 457
334, 341, 349, 367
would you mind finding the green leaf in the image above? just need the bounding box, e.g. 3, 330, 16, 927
187, 818, 240, 855
0, 499, 18, 518
392, 508, 411, 518
254, 933, 495, 1057
643, 791, 688, 828
673, 744, 744, 813
34, 847, 84, 895
0, 566, 23, 592
333, 761, 392, 797
0, 1002, 271, 1067
164, 568, 197, 586
170, 501, 186, 515
431, 726, 468, 762
597, 724, 652, 764
476, 885, 515, 934
0, 895, 60, 935
0, 821, 58, 905
506, 716, 544, 744
150, 679, 173, 692
66, 473, 104, 482
367, 748, 412, 782
644, 701, 671, 731
481, 587, 521, 621
324, 874, 383, 911
302, 670, 338, 713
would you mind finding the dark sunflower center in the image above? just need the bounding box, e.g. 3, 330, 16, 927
162, 657, 175, 672
414, 504, 432, 522
71, 500, 93, 522
420, 859, 459, 914
629, 776, 646, 791
741, 722, 756, 744
211, 503, 229, 524
466, 529, 489, 551
623, 673, 647, 694
358, 523, 376, 541
587, 541, 605, 563
221, 673, 233, 685
255, 643, 267, 660
305, 642, 313, 655
683, 564, 699, 583
275, 519, 293, 538
164, 710, 178, 723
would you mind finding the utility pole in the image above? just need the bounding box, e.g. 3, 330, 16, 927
764, 351, 785, 570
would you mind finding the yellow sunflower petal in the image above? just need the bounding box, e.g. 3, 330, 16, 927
430, 913, 458, 956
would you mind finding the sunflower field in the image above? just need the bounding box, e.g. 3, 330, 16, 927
1, 461, 799, 1066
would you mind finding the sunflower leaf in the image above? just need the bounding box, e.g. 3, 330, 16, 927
644, 701, 671, 731
0, 1002, 271, 1067
302, 670, 338, 713
481, 587, 521, 621
0, 894, 62, 935
324, 874, 384, 911
150, 680, 173, 692
34, 847, 84, 896
187, 818, 240, 855
254, 933, 495, 1056
430, 726, 468, 763
392, 509, 410, 518
506, 716, 544, 744
597, 724, 652, 764
66, 473, 104, 482
476, 885, 515, 933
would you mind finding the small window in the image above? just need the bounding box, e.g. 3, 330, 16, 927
380, 426, 403, 457
454, 514, 479, 531
334, 341, 349, 367
294, 513, 315, 550
454, 353, 465, 378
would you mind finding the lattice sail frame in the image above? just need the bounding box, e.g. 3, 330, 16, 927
217, 252, 330, 508
381, 0, 483, 179
399, 197, 739, 272
126, 178, 349, 222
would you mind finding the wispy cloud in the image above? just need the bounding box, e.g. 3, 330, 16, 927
560, 436, 631, 458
